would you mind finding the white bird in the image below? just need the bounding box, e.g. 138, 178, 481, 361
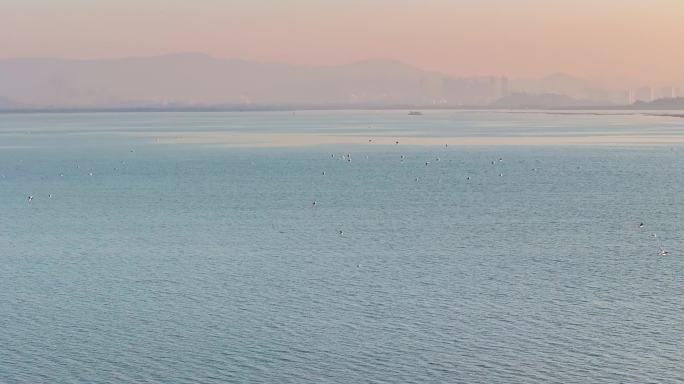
27, 195, 33, 203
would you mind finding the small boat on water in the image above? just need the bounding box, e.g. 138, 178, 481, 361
408, 111, 423, 116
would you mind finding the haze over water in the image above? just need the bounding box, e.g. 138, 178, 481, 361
1, 111, 683, 383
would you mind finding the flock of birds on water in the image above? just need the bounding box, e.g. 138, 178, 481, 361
17, 137, 672, 257
312, 138, 673, 258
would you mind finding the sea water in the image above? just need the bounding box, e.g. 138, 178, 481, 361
1, 111, 683, 383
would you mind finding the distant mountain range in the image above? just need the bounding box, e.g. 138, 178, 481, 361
509, 74, 630, 105
0, 53, 483, 108
633, 97, 684, 109
0, 53, 674, 110
0, 96, 26, 109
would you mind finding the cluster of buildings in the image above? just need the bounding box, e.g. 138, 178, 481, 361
626, 86, 680, 104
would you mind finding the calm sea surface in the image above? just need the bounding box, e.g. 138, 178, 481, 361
1, 111, 683, 383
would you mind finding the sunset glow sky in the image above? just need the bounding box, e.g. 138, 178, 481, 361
3, 0, 683, 82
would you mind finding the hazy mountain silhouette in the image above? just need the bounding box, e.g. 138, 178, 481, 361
0, 53, 488, 108
0, 96, 23, 108
510, 73, 626, 105
633, 97, 684, 108
0, 53, 631, 109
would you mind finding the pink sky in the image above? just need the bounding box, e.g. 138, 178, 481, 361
2, 0, 683, 82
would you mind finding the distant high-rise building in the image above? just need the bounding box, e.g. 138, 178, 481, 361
489, 76, 499, 100
500, 76, 509, 98
625, 89, 636, 104
658, 86, 677, 99
489, 76, 510, 101
634, 86, 654, 103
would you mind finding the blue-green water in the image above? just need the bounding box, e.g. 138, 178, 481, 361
1, 111, 683, 383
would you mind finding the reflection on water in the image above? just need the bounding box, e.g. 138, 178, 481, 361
1, 110, 684, 147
